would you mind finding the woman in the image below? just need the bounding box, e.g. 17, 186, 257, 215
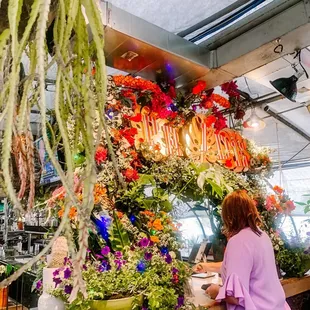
193, 190, 290, 310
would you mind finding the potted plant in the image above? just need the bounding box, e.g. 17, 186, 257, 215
50, 235, 190, 310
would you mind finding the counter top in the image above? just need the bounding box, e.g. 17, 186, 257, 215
190, 274, 310, 309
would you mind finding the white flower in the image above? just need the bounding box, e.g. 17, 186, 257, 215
274, 245, 279, 251
0, 265, 6, 274
279, 241, 284, 246
169, 251, 176, 259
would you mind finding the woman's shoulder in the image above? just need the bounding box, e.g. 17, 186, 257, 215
229, 227, 266, 245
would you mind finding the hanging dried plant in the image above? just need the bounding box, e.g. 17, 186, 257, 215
0, 0, 121, 301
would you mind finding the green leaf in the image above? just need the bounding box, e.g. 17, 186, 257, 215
160, 200, 172, 212
197, 172, 206, 190
208, 180, 223, 198
109, 211, 130, 252
305, 205, 310, 214
295, 202, 307, 206
138, 174, 155, 186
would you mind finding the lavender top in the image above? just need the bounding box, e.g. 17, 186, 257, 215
216, 228, 291, 310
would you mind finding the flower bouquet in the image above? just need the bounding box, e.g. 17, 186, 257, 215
50, 238, 190, 310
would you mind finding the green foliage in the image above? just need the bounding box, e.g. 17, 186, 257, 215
276, 247, 310, 278
109, 211, 130, 252
295, 194, 310, 214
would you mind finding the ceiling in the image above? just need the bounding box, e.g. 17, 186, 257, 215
19, 0, 310, 166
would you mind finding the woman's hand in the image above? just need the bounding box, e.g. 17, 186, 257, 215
206, 284, 220, 299
192, 262, 208, 273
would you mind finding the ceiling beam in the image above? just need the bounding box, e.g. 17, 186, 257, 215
266, 109, 310, 142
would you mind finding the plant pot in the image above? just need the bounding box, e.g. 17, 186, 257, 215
38, 268, 65, 310
0, 287, 8, 308
90, 296, 143, 310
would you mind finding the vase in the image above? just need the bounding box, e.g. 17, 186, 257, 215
90, 296, 143, 310
0, 287, 8, 308
38, 268, 65, 310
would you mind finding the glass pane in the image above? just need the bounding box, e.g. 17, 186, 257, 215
178, 216, 213, 257
108, 0, 240, 33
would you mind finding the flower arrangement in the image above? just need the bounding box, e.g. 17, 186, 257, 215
265, 186, 296, 215
51, 239, 190, 310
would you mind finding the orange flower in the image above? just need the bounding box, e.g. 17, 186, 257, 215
117, 211, 124, 219
150, 236, 160, 243
58, 206, 77, 220
93, 184, 107, 204
58, 206, 64, 218
69, 207, 77, 219
171, 223, 178, 231
204, 115, 217, 127
141, 210, 155, 217
147, 221, 153, 228
273, 185, 284, 194
153, 219, 164, 231
153, 143, 161, 151
284, 200, 295, 214
211, 94, 230, 108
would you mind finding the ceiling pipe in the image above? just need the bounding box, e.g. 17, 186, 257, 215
177, 0, 252, 38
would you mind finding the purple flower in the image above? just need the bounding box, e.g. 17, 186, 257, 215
175, 296, 185, 309
160, 247, 169, 255
169, 103, 178, 112
64, 285, 73, 295
307, 231, 310, 236
63, 268, 72, 279
36, 280, 42, 290
144, 252, 153, 261
138, 238, 150, 248
83, 264, 87, 271
53, 277, 62, 288
53, 269, 60, 277
137, 260, 146, 273
114, 259, 124, 271
165, 254, 172, 264
114, 251, 122, 259
101, 246, 110, 256
172, 267, 179, 274
98, 260, 111, 272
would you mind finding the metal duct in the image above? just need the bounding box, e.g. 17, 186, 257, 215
100, 1, 234, 88
100, 0, 310, 89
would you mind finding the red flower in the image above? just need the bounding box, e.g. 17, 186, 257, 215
204, 115, 217, 127
192, 80, 207, 95
124, 113, 142, 122
95, 146, 108, 164
122, 168, 139, 182
221, 81, 239, 98
168, 85, 176, 98
201, 98, 214, 109
284, 200, 295, 214
214, 117, 227, 132
119, 128, 138, 146
225, 159, 233, 168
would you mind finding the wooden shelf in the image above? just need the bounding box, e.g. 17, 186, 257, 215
281, 276, 310, 298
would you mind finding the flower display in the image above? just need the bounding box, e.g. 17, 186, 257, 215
265, 186, 296, 215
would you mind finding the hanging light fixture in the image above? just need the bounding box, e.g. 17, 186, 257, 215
270, 50, 309, 102
243, 108, 266, 131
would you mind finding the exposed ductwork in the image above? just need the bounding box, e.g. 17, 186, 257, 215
99, 0, 310, 89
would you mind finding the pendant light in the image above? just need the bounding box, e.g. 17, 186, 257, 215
270, 50, 309, 102
243, 108, 266, 131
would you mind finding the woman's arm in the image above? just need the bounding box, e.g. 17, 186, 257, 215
193, 261, 222, 273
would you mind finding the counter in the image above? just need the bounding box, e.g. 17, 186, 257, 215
190, 274, 310, 309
